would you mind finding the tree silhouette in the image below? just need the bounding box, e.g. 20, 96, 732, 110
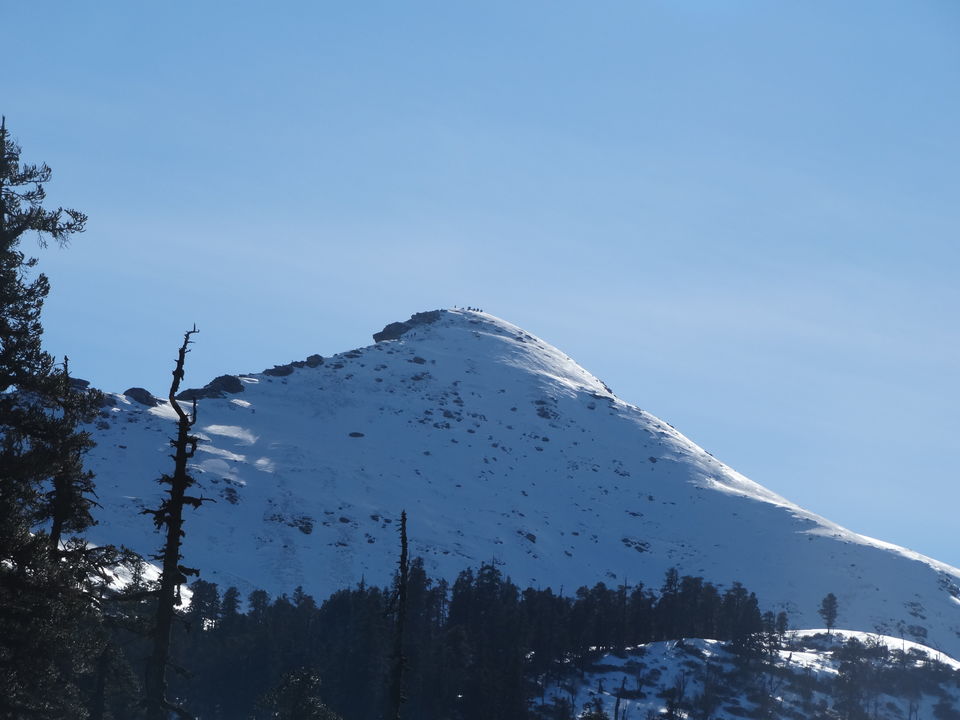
819, 593, 839, 635
143, 327, 210, 720
388, 510, 409, 720
0, 116, 106, 719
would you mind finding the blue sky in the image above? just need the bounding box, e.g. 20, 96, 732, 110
6, 1, 959, 567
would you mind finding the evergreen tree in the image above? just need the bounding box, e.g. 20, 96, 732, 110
656, 568, 681, 641
388, 510, 409, 720
186, 579, 221, 632
0, 116, 107, 719
775, 610, 789, 639
256, 668, 341, 720
38, 362, 103, 552
221, 586, 242, 622
0, 116, 89, 558
819, 592, 839, 634
580, 698, 611, 720
720, 582, 763, 652
249, 589, 271, 624
396, 558, 448, 720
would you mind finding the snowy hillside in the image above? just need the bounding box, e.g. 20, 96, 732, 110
83, 309, 960, 659
543, 631, 960, 720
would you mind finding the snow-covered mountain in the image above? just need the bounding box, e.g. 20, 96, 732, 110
84, 309, 960, 659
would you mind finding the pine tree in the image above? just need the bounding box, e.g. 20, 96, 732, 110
581, 698, 611, 720
0, 115, 89, 554
0, 116, 107, 718
256, 669, 342, 720
37, 361, 103, 552
388, 510, 409, 720
819, 593, 839, 635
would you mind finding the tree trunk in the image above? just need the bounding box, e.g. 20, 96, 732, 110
144, 328, 201, 720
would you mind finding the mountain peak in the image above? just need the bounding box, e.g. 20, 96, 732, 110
368, 308, 615, 400
372, 309, 446, 342
84, 308, 960, 660
372, 308, 525, 343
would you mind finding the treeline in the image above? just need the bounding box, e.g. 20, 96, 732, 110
97, 561, 783, 719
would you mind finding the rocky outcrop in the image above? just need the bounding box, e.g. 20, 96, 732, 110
123, 387, 160, 407
175, 374, 245, 401
373, 310, 442, 342
262, 354, 324, 377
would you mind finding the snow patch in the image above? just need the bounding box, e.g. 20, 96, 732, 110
203, 424, 258, 444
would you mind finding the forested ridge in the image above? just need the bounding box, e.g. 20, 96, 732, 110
46, 558, 960, 719
125, 562, 776, 718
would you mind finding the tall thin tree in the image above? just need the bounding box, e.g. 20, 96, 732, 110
143, 327, 208, 720
388, 510, 409, 720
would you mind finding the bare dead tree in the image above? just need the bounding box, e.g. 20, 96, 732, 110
143, 327, 209, 720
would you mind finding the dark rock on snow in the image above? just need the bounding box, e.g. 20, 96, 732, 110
123, 387, 160, 407
263, 354, 325, 377
176, 374, 245, 401
373, 310, 442, 343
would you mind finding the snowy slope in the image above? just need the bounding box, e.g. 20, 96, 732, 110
83, 309, 960, 659
548, 631, 960, 720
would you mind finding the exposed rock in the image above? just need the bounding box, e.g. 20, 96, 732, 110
373, 310, 443, 342
124, 387, 160, 407
373, 322, 409, 343
176, 374, 245, 401
263, 354, 324, 377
